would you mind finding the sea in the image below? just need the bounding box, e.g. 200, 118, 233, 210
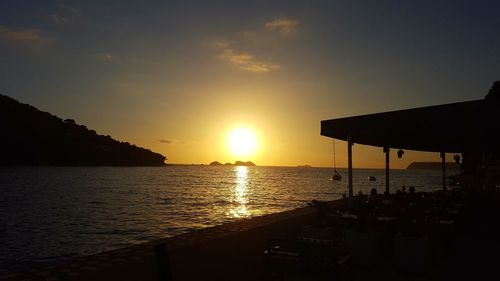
0, 165, 457, 272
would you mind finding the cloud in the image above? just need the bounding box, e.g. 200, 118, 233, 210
93, 52, 115, 61
213, 39, 231, 49
159, 139, 187, 145
213, 17, 298, 73
0, 26, 49, 46
265, 18, 299, 36
159, 139, 173, 144
50, 5, 84, 25
218, 47, 279, 73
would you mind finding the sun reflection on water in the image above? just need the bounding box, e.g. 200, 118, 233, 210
228, 166, 250, 218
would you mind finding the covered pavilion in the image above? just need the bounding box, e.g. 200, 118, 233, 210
320, 81, 500, 197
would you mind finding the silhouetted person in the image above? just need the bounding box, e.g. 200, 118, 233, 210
407, 186, 419, 208
368, 188, 380, 206
407, 186, 416, 202
393, 190, 407, 212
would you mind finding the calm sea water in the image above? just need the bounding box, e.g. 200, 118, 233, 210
0, 165, 456, 271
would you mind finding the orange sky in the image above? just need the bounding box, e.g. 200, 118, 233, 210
1, 2, 498, 168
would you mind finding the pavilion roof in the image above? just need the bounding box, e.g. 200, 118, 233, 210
320, 99, 487, 153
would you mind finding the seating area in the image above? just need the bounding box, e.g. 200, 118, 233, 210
263, 187, 473, 281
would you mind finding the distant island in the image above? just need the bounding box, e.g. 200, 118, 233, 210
209, 161, 256, 166
297, 164, 312, 168
406, 162, 460, 170
0, 94, 166, 166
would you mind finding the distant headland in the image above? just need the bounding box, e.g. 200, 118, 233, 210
406, 162, 460, 170
0, 94, 166, 166
209, 161, 256, 166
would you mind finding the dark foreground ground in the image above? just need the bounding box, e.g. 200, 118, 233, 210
440, 190, 500, 281
351, 189, 500, 281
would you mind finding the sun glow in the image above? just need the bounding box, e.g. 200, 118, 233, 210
228, 128, 258, 157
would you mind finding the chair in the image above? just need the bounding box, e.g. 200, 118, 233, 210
301, 240, 351, 280
264, 238, 304, 280
264, 238, 351, 281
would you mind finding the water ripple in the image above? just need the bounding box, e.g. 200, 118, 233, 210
0, 165, 453, 271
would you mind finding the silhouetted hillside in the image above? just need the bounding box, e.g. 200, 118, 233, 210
0, 94, 166, 166
234, 161, 256, 166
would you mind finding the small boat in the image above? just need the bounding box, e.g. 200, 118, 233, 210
368, 176, 376, 181
332, 170, 342, 181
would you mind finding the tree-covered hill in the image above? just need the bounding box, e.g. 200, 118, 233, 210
0, 94, 166, 166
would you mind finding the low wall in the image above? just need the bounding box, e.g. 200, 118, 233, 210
2, 206, 316, 281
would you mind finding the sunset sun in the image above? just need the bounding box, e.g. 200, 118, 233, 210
228, 128, 258, 157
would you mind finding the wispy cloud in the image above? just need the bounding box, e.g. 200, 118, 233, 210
213, 40, 231, 49
265, 18, 299, 36
0, 26, 49, 46
91, 52, 161, 70
218, 47, 279, 73
159, 139, 187, 145
92, 52, 115, 61
213, 17, 298, 73
50, 5, 84, 25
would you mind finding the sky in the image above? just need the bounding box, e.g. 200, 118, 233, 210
1, 1, 499, 168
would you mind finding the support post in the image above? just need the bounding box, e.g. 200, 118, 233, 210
440, 152, 446, 191
384, 147, 390, 194
348, 139, 353, 197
